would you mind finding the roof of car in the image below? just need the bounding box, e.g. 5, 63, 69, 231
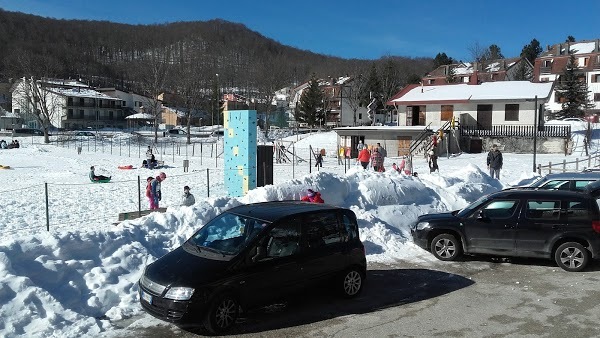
495, 188, 589, 199
538, 171, 600, 179
225, 201, 342, 222
530, 171, 600, 185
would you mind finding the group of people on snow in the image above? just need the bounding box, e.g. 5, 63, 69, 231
0, 140, 20, 149
357, 142, 388, 172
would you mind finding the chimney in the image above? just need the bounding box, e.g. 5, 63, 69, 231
547, 44, 551, 51
596, 39, 599, 52
557, 43, 562, 55
469, 70, 479, 85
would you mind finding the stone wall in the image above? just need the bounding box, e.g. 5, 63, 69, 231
461, 136, 568, 154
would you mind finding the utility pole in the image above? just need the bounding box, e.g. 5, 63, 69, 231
533, 95, 538, 172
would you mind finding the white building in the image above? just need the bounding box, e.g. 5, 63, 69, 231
534, 40, 600, 116
389, 81, 554, 128
12, 79, 125, 130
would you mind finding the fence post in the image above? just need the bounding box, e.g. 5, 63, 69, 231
207, 168, 210, 197
537, 164, 541, 175
589, 155, 591, 168
576, 158, 579, 171
138, 175, 142, 217
549, 162, 552, 174
562, 160, 566, 173
45, 183, 50, 231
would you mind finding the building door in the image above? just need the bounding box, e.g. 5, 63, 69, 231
397, 136, 411, 156
476, 104, 493, 130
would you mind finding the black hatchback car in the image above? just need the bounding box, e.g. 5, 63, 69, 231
411, 189, 600, 272
138, 201, 366, 333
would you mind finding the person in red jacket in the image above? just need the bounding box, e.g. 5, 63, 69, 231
301, 189, 324, 203
357, 147, 371, 169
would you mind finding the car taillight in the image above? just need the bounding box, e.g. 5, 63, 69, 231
593, 220, 600, 233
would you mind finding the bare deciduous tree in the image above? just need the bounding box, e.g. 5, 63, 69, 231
12, 77, 63, 143
133, 49, 171, 143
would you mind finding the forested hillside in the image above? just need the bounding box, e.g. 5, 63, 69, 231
0, 9, 432, 102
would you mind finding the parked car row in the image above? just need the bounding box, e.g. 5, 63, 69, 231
138, 170, 600, 333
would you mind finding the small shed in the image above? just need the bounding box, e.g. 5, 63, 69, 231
334, 126, 432, 158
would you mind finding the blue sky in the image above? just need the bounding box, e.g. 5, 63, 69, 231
0, 0, 598, 61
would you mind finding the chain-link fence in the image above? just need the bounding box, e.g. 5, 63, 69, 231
2, 132, 354, 237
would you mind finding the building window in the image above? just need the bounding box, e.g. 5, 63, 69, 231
358, 113, 362, 119
441, 105, 453, 121
579, 57, 589, 67
462, 76, 469, 83
428, 79, 434, 84
543, 60, 552, 67
540, 77, 549, 82
594, 93, 600, 102
109, 111, 114, 119
593, 74, 600, 83
505, 104, 519, 121
122, 100, 127, 107
79, 98, 85, 106
68, 109, 73, 118
79, 110, 84, 119
14, 108, 20, 114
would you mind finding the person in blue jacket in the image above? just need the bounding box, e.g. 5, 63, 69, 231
150, 172, 167, 209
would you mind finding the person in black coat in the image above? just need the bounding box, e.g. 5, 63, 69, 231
487, 144, 503, 179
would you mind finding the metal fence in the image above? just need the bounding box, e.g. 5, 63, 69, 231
1, 134, 352, 237
459, 125, 571, 138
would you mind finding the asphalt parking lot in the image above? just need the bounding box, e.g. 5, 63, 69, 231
114, 257, 600, 338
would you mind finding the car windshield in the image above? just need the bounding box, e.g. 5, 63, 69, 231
457, 195, 490, 218
187, 212, 270, 256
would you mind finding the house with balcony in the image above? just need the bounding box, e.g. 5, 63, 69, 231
423, 57, 533, 86
11, 79, 125, 130
533, 40, 600, 116
386, 81, 568, 153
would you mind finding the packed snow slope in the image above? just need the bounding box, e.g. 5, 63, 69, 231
0, 128, 596, 337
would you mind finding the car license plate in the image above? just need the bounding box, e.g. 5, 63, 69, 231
141, 290, 153, 304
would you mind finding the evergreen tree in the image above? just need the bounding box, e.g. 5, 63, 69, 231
520, 38, 542, 64
488, 44, 504, 60
433, 52, 454, 69
297, 74, 324, 128
360, 64, 382, 107
513, 62, 531, 81
446, 66, 457, 83
553, 52, 593, 119
566, 36, 576, 42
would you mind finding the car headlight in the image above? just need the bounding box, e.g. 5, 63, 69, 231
415, 222, 430, 231
164, 287, 195, 301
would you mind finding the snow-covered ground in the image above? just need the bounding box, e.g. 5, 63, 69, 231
0, 127, 598, 337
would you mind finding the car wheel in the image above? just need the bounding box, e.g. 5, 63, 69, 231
203, 294, 238, 334
340, 267, 364, 298
554, 242, 589, 272
430, 234, 462, 261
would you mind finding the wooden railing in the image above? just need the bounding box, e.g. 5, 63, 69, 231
459, 125, 571, 138
537, 153, 600, 174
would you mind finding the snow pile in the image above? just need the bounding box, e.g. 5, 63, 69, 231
0, 130, 593, 337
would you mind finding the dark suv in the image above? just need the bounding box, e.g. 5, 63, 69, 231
138, 201, 366, 333
411, 189, 600, 272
